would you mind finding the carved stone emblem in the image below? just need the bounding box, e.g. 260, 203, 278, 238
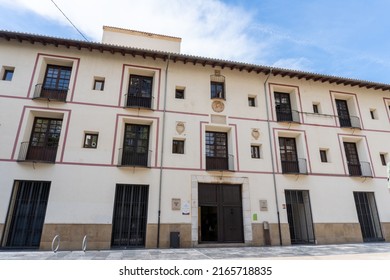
252, 129, 260, 140
212, 100, 225, 113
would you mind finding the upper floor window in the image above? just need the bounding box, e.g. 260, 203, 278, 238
2, 67, 14, 81
126, 75, 153, 109
210, 73, 225, 99
251, 145, 261, 158
18, 117, 63, 163
175, 87, 185, 99
313, 104, 319, 114
84, 133, 99, 148
275, 92, 299, 122
93, 78, 105, 91
34, 65, 72, 101
335, 99, 361, 129
120, 124, 150, 167
172, 139, 185, 154
248, 96, 256, 107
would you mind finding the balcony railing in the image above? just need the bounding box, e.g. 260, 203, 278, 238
206, 154, 234, 171
276, 109, 300, 123
118, 148, 152, 167
125, 95, 153, 109
281, 158, 307, 174
33, 84, 68, 102
17, 142, 58, 163
348, 161, 373, 177
339, 115, 361, 129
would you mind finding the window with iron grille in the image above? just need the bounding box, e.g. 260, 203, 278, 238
172, 140, 185, 154
127, 75, 153, 108
93, 78, 105, 91
210, 81, 225, 99
251, 145, 260, 158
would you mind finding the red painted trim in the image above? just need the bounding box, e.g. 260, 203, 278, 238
199, 121, 208, 169
26, 54, 40, 98
164, 110, 208, 117
59, 111, 72, 162
118, 64, 162, 109
27, 53, 80, 100
229, 116, 268, 122
111, 114, 160, 167
229, 123, 240, 171
0, 95, 29, 100
10, 106, 71, 162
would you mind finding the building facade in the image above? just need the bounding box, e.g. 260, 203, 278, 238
1, 26, 390, 250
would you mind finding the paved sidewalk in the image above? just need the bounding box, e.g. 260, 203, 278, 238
0, 242, 389, 260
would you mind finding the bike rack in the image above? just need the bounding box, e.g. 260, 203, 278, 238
51, 235, 60, 253
82, 235, 88, 252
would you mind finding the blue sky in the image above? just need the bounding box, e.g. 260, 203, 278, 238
1, 0, 390, 84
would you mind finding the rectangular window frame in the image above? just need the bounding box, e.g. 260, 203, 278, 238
210, 81, 225, 99
93, 78, 105, 91
380, 153, 387, 166
313, 104, 319, 114
83, 133, 99, 149
175, 87, 185, 99
251, 145, 261, 159
248, 96, 256, 107
2, 68, 14, 81
320, 149, 328, 163
172, 139, 185, 154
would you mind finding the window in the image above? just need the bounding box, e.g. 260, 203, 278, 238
248, 96, 256, 107
380, 153, 387, 166
251, 145, 260, 158
84, 133, 98, 148
121, 124, 150, 166
320, 149, 328, 163
370, 109, 377, 120
2, 69, 14, 81
210, 82, 225, 99
172, 140, 185, 154
206, 131, 229, 170
175, 88, 185, 99
36, 65, 72, 101
313, 104, 319, 114
93, 78, 105, 91
275, 92, 293, 122
127, 75, 153, 108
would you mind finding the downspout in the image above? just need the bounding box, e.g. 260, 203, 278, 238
263, 68, 283, 246
157, 54, 170, 248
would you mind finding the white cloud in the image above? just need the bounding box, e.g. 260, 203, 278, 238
0, 0, 264, 63
272, 58, 312, 72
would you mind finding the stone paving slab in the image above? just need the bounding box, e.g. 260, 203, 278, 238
0, 243, 389, 260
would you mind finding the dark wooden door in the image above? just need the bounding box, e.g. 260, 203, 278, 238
344, 142, 361, 176
279, 137, 299, 173
275, 92, 292, 121
336, 99, 351, 127
199, 184, 243, 243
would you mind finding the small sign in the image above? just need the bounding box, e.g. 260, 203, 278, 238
260, 200, 268, 211
172, 198, 181, 211
253, 213, 258, 221
182, 200, 190, 215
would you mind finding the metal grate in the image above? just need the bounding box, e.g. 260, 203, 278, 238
111, 184, 149, 248
285, 190, 315, 244
353, 192, 384, 242
2, 180, 51, 248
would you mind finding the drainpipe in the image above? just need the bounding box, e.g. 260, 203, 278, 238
263, 68, 283, 246
157, 54, 170, 248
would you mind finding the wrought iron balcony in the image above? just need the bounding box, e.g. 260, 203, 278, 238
276, 109, 300, 123
125, 95, 153, 109
348, 161, 373, 177
339, 115, 361, 129
17, 142, 58, 163
33, 84, 68, 102
118, 148, 152, 167
281, 158, 307, 174
206, 154, 234, 171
